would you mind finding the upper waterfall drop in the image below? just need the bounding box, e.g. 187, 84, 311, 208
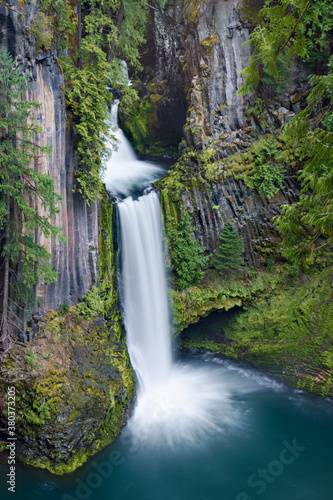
103, 102, 165, 198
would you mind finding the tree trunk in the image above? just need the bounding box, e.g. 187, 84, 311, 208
0, 200, 10, 352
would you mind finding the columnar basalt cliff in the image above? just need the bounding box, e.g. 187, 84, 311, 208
124, 0, 309, 157
142, 0, 310, 266
176, 174, 300, 265
0, 1, 98, 340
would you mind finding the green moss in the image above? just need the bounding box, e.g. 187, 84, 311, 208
199, 36, 220, 54
180, 265, 333, 397
183, 0, 204, 23
155, 134, 303, 206
171, 268, 272, 334
3, 310, 135, 475
120, 93, 179, 158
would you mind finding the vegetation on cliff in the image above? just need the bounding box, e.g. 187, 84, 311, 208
157, 0, 333, 273
211, 223, 244, 274
239, 0, 333, 268
180, 263, 333, 398
0, 48, 64, 353
165, 211, 208, 290
57, 0, 148, 203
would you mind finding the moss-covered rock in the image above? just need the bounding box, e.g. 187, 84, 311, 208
170, 268, 272, 333
180, 265, 333, 398
119, 80, 184, 158
0, 308, 135, 475
155, 138, 300, 266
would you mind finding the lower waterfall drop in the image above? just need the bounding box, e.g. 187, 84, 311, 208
118, 193, 232, 444
118, 191, 172, 393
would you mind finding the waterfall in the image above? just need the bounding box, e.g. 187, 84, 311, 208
104, 103, 230, 444
118, 192, 172, 393
103, 102, 165, 198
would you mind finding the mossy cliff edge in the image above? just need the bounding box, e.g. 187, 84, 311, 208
0, 198, 135, 475
156, 140, 333, 399
178, 265, 333, 398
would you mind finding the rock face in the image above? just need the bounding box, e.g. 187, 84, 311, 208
0, 1, 98, 339
158, 169, 300, 266
133, 0, 309, 156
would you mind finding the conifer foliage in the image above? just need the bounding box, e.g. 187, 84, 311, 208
211, 223, 245, 273
166, 211, 208, 290
0, 48, 63, 353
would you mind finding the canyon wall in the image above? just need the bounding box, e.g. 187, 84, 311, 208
0, 1, 98, 339
130, 0, 309, 157
148, 0, 308, 263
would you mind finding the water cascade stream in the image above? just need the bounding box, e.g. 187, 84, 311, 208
104, 102, 230, 443
118, 192, 172, 393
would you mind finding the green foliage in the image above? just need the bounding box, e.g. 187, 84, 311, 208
266, 257, 275, 271
236, 0, 333, 268
40, 0, 78, 51
244, 139, 286, 197
274, 59, 333, 267
76, 286, 103, 319
238, 0, 309, 95
25, 402, 51, 426
303, 0, 333, 65
0, 48, 64, 306
322, 112, 333, 132
25, 348, 37, 371
158, 0, 168, 10
59, 0, 148, 204
246, 97, 267, 127
262, 54, 291, 93
211, 223, 244, 273
171, 266, 271, 333
166, 211, 208, 290
31, 12, 53, 51
180, 265, 333, 398
238, 0, 333, 94
57, 301, 69, 316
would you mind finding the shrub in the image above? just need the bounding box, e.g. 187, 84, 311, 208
57, 301, 69, 316
76, 286, 103, 319
245, 139, 286, 198
31, 12, 53, 51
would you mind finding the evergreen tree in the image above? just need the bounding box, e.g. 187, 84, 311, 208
274, 62, 333, 267
237, 0, 333, 267
0, 48, 63, 353
166, 211, 208, 290
212, 223, 244, 273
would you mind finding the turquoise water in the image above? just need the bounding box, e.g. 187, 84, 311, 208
2, 351, 333, 500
